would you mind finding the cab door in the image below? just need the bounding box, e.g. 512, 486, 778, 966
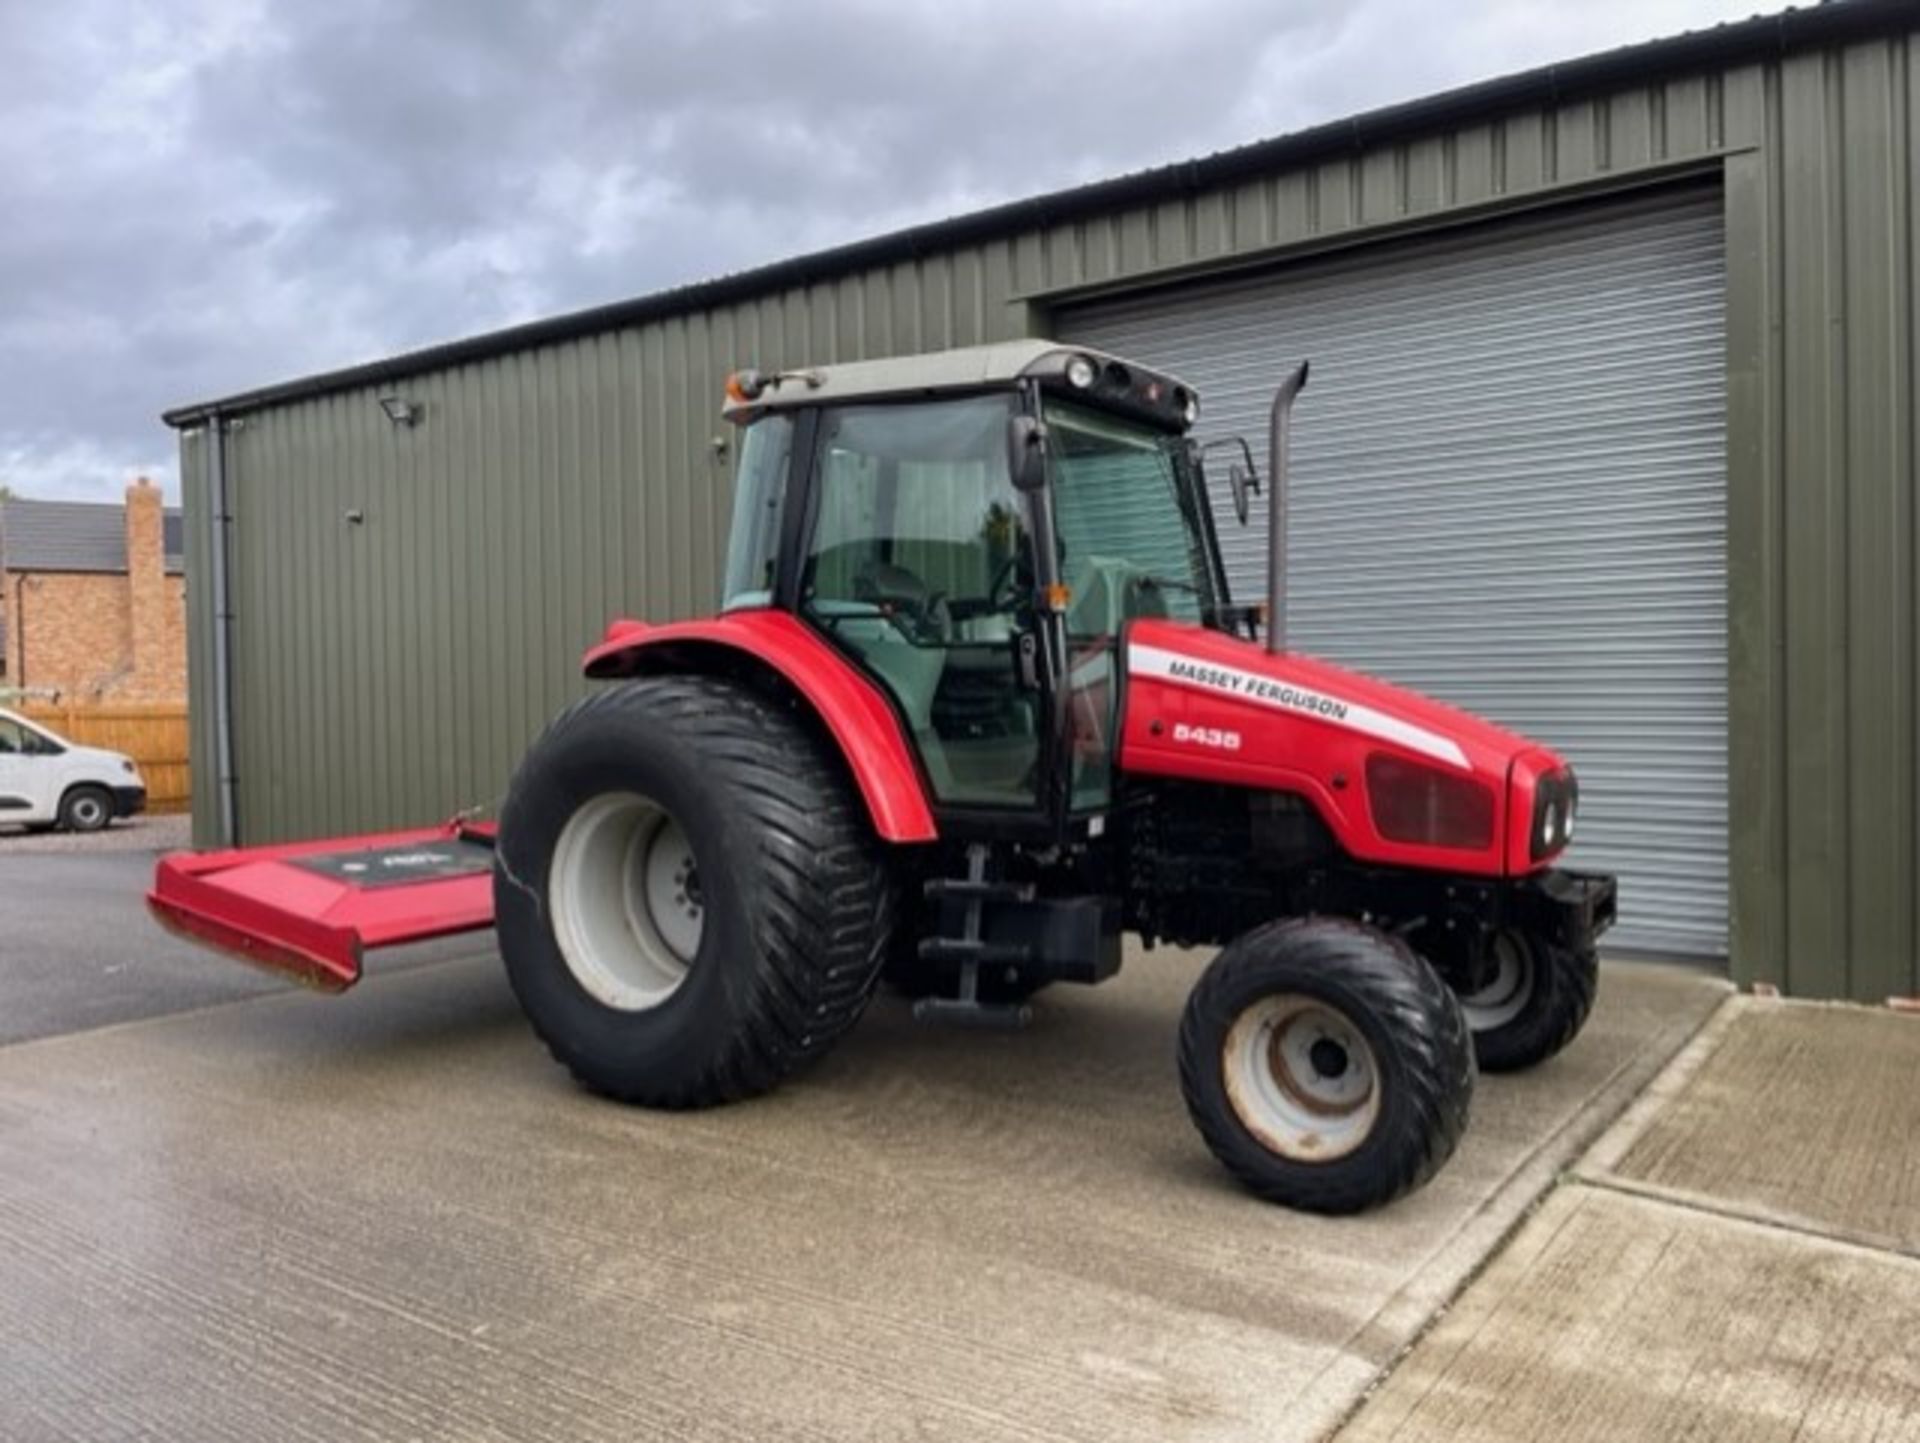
796, 395, 1049, 815
1043, 401, 1231, 815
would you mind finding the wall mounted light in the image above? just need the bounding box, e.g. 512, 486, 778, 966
377, 395, 421, 427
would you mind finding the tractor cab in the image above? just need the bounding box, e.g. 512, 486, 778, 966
715, 341, 1230, 834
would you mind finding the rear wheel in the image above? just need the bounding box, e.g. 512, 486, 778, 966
59, 786, 113, 833
1457, 930, 1597, 1072
494, 675, 894, 1107
1179, 918, 1474, 1214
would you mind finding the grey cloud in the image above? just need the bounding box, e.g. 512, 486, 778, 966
0, 0, 1759, 503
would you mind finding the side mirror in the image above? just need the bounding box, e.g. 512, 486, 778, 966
1006, 415, 1048, 493
1228, 463, 1259, 527
1199, 435, 1261, 526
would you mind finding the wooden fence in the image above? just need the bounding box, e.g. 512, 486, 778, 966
18, 703, 191, 814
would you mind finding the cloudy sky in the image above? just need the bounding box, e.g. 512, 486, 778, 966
4, 0, 1762, 503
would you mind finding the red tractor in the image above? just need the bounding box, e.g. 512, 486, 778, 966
153, 341, 1615, 1214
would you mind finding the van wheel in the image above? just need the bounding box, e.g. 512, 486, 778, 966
59, 786, 113, 833
1179, 918, 1474, 1214
494, 675, 895, 1108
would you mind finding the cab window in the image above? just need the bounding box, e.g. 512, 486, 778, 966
800, 395, 1040, 809
720, 414, 795, 611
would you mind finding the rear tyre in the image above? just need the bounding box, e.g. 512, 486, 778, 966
494, 675, 894, 1108
59, 786, 113, 833
1458, 931, 1597, 1072
1178, 918, 1474, 1214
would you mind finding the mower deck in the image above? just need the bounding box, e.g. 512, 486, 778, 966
148, 822, 498, 990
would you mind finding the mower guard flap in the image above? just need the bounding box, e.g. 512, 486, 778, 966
148, 822, 498, 992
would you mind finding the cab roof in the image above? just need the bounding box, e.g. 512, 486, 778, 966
721, 340, 1196, 427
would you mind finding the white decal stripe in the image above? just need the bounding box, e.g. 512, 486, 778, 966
1129, 643, 1470, 769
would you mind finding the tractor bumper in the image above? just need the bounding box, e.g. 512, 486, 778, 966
1509, 868, 1618, 952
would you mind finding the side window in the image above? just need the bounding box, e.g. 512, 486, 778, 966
0, 719, 24, 754
720, 415, 795, 611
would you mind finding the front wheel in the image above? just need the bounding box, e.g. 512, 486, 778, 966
59, 786, 113, 833
1456, 931, 1597, 1072
1178, 918, 1474, 1214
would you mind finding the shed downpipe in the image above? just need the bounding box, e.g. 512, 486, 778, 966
207, 416, 238, 845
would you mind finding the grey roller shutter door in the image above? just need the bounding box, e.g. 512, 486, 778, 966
1061, 188, 1727, 957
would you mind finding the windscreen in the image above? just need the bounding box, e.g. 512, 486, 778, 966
1045, 401, 1217, 637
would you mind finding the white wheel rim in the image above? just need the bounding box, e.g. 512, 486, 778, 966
549, 791, 702, 1011
1460, 933, 1534, 1032
1222, 994, 1381, 1162
72, 796, 105, 827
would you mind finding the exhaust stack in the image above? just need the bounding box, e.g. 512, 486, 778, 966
1266, 361, 1310, 654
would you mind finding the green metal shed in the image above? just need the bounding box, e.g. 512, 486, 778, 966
166, 0, 1920, 1001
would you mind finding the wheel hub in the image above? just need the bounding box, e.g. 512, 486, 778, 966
1460, 932, 1535, 1032
1307, 1036, 1349, 1080
1226, 995, 1381, 1161
551, 791, 702, 1012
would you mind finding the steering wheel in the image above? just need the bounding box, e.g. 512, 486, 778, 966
853, 562, 948, 644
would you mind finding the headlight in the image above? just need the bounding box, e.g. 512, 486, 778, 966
122, 759, 138, 775
1531, 769, 1579, 860
1367, 753, 1496, 850
1065, 353, 1098, 389
1177, 388, 1200, 425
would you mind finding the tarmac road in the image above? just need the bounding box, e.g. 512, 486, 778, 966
0, 820, 478, 1045
0, 830, 285, 1045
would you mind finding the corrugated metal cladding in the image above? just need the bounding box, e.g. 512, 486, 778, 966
1062, 189, 1727, 957
204, 334, 745, 844
181, 16, 1920, 999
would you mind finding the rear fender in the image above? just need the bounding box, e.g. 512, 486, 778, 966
582, 609, 938, 843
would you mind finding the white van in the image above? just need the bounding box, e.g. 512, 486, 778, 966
0, 707, 147, 832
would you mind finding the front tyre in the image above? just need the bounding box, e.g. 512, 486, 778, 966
1457, 931, 1597, 1073
59, 786, 113, 833
494, 675, 894, 1108
1178, 918, 1474, 1214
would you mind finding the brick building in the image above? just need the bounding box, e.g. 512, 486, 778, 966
0, 482, 187, 702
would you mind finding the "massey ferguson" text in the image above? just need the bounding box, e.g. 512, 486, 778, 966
1165, 658, 1351, 721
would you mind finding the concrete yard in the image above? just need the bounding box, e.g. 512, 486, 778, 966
1339, 999, 1920, 1442
1598, 1002, 1920, 1254
0, 947, 1724, 1442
